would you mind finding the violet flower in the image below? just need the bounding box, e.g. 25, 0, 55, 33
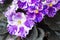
6, 12, 35, 38
4, 0, 35, 38
42, 0, 60, 17
26, 4, 45, 22
17, 0, 41, 10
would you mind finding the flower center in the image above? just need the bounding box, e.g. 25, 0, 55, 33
49, 3, 53, 7
17, 20, 21, 25
34, 10, 38, 13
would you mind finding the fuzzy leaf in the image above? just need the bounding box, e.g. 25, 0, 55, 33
44, 10, 60, 30
24, 26, 38, 40
0, 13, 7, 35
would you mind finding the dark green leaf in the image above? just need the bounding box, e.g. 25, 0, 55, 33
36, 28, 45, 40
0, 13, 7, 35
44, 10, 60, 30
24, 26, 38, 40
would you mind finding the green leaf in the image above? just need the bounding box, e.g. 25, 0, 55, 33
44, 10, 60, 30
24, 26, 38, 40
36, 28, 45, 40
0, 13, 7, 35
0, 0, 12, 14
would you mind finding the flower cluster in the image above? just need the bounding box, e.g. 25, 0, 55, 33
4, 0, 34, 38
4, 0, 60, 38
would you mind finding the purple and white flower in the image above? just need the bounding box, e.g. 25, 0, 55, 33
6, 12, 35, 38
26, 5, 45, 22
17, 0, 41, 9
42, 0, 60, 17
3, 0, 35, 38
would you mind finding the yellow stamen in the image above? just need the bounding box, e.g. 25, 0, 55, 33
17, 20, 21, 25
34, 10, 38, 13
49, 3, 53, 7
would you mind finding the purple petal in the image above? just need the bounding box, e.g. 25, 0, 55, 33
7, 13, 15, 21
47, 7, 57, 17
38, 3, 43, 10
18, 27, 24, 33
7, 25, 17, 35
26, 12, 35, 19
18, 27, 28, 37
31, 0, 40, 3
54, 1, 60, 10
17, 1, 27, 8
14, 12, 22, 19
24, 19, 34, 28
34, 13, 43, 22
